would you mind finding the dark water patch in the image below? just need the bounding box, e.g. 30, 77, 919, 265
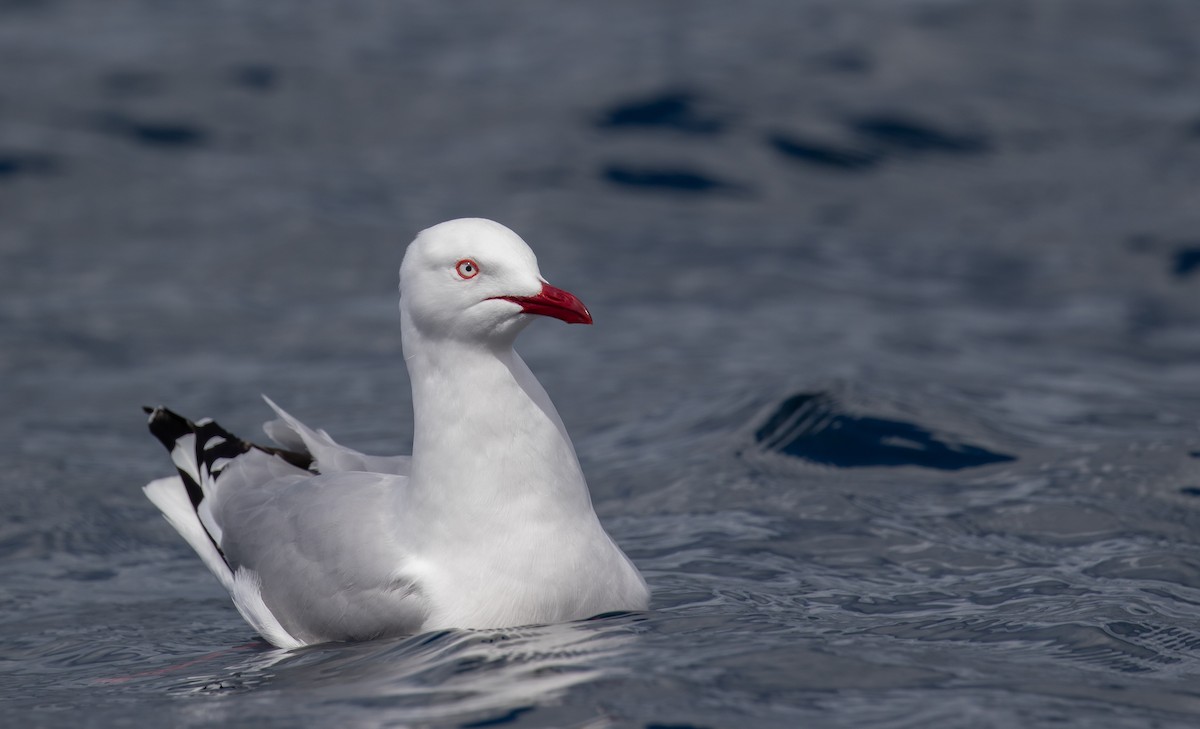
1182, 487, 1200, 497
101, 70, 162, 98
849, 114, 989, 155
1108, 622, 1152, 639
231, 64, 278, 92
459, 705, 535, 727
92, 113, 207, 149
602, 165, 744, 194
1189, 451, 1200, 458
595, 90, 726, 134
1172, 247, 1200, 278
0, 151, 57, 179
814, 49, 873, 74
767, 132, 880, 172
755, 392, 1015, 470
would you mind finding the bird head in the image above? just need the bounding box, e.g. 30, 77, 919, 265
399, 218, 592, 344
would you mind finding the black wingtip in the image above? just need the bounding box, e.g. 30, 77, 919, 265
142, 405, 154, 414
145, 406, 195, 454
144, 404, 316, 482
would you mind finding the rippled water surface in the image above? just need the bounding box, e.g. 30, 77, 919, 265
4, 2, 1200, 727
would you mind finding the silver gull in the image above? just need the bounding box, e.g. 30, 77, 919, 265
142, 218, 649, 648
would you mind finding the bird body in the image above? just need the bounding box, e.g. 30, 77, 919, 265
143, 219, 649, 648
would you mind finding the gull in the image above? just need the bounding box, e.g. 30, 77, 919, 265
142, 218, 650, 648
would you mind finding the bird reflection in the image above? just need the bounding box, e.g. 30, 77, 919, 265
172, 614, 643, 726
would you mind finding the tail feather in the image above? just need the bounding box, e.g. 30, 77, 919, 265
142, 406, 311, 649
143, 406, 317, 563
144, 475, 235, 583
142, 475, 303, 649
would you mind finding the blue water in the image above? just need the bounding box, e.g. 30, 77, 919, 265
3, 1, 1200, 727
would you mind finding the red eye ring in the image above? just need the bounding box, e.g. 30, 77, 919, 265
455, 259, 480, 279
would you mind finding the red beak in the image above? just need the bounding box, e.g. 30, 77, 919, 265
493, 283, 592, 325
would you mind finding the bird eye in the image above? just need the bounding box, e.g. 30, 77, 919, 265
455, 259, 480, 279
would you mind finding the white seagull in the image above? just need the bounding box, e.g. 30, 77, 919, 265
142, 218, 650, 649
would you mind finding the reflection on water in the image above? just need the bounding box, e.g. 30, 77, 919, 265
161, 617, 640, 727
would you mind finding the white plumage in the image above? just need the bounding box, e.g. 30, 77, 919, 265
143, 218, 649, 648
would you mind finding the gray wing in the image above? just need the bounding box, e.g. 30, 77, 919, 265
210, 452, 427, 645
261, 395, 412, 476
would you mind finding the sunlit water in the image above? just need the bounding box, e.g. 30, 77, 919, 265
3, 2, 1200, 727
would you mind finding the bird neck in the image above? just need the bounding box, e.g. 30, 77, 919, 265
401, 314, 593, 519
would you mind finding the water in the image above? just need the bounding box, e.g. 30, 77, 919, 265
3, 1, 1200, 726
